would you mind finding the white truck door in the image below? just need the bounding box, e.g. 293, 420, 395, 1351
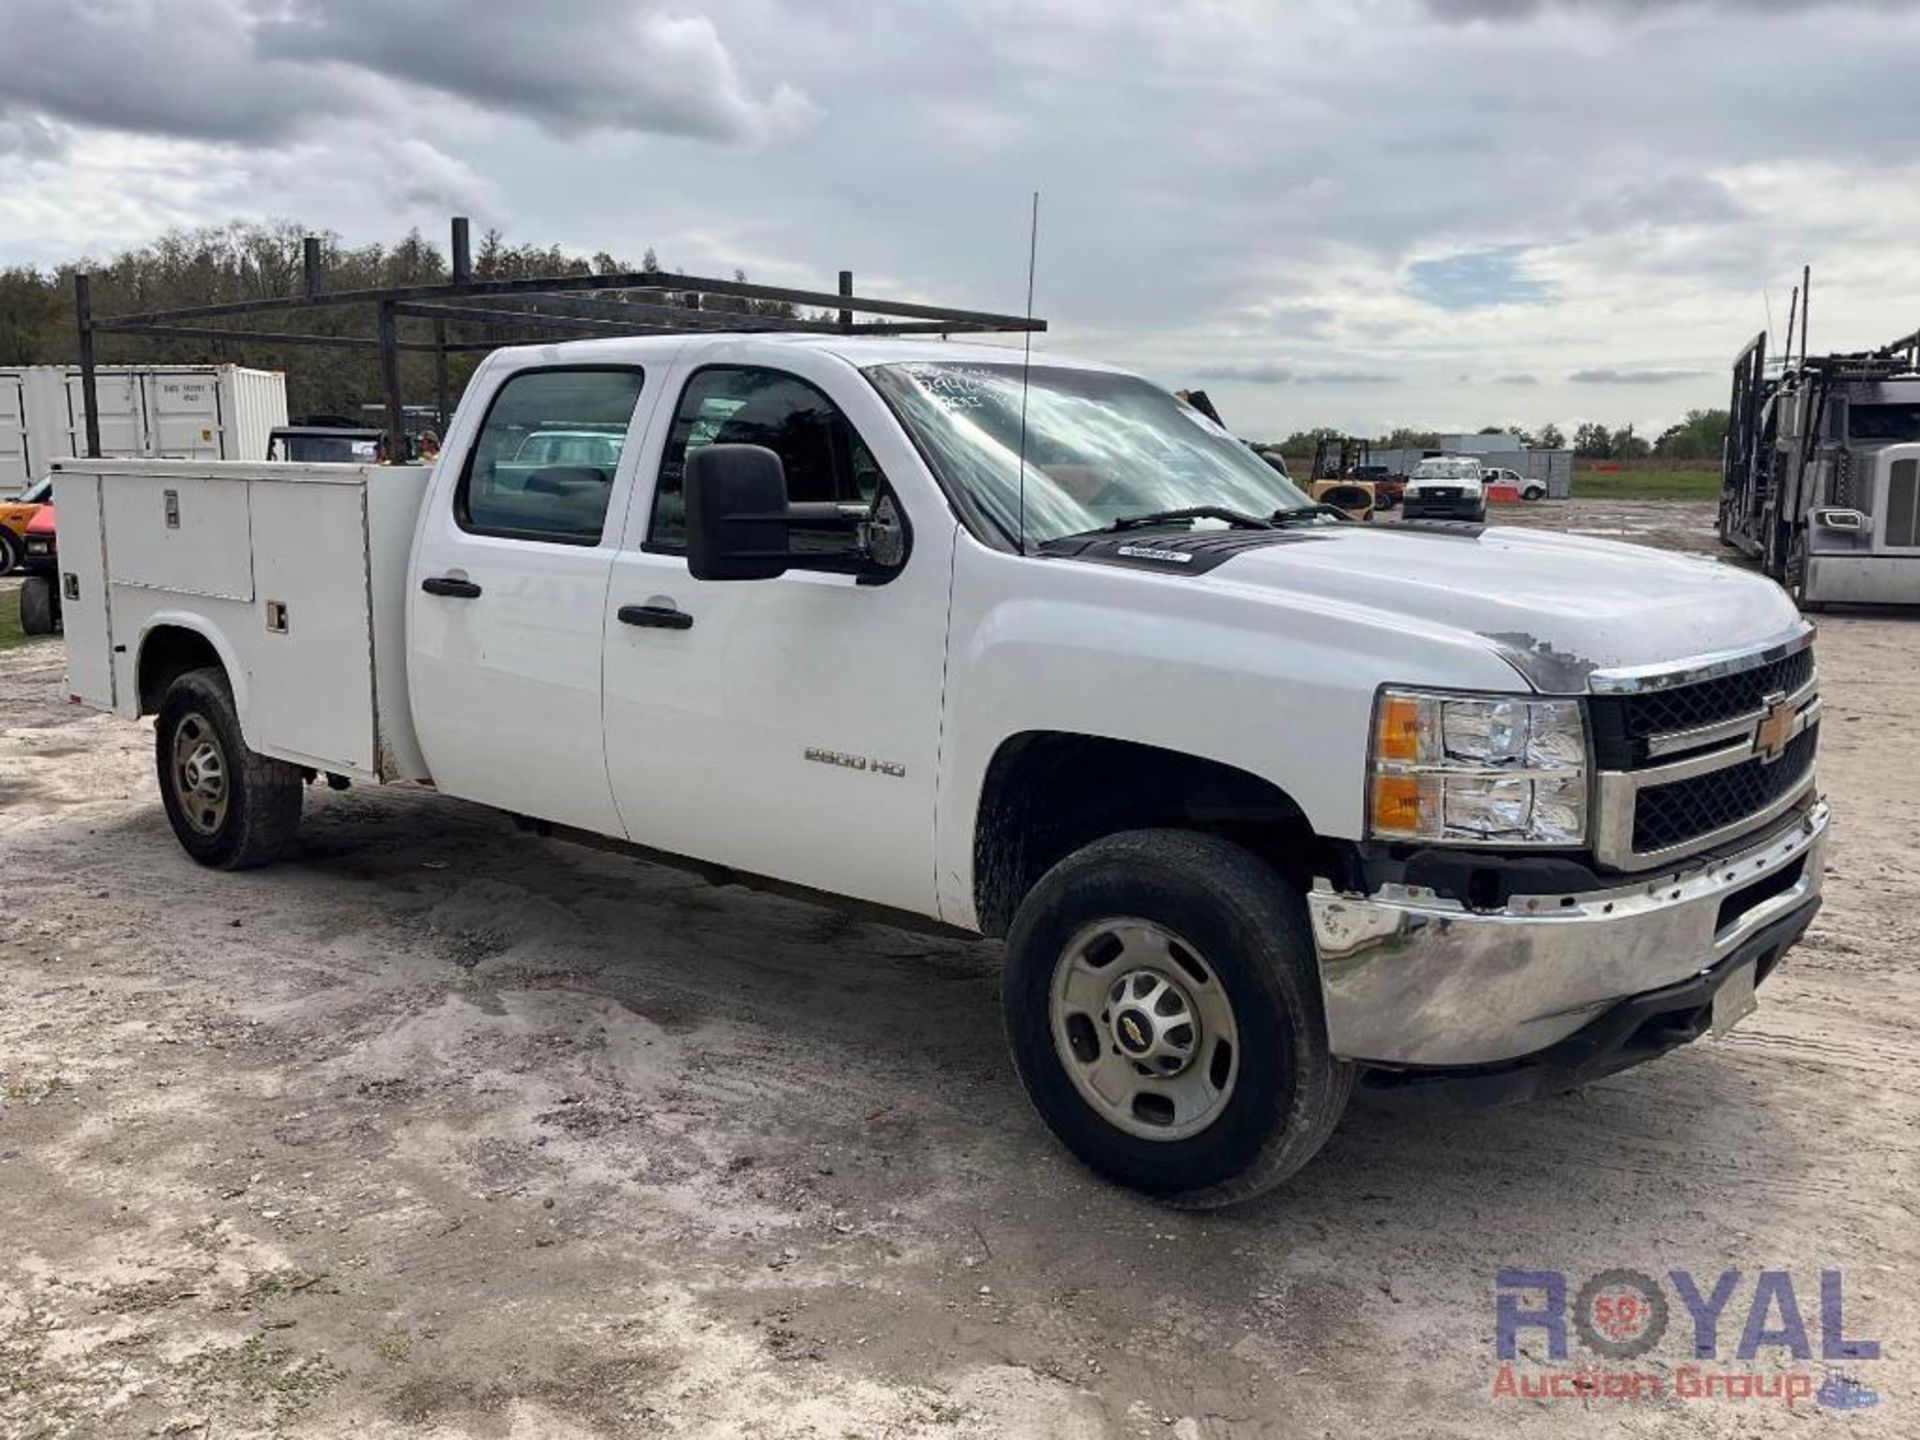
50, 470, 114, 707
602, 354, 953, 917
407, 363, 660, 834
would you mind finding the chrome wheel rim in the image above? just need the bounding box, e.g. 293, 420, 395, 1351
1049, 918, 1240, 1142
170, 711, 229, 836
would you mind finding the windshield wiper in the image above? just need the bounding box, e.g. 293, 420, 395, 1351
1106, 506, 1276, 533
1269, 503, 1356, 525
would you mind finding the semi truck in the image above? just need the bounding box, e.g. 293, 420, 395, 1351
1721, 326, 1920, 607
50, 332, 1825, 1206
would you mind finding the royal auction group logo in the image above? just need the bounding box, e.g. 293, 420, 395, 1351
1492, 1268, 1881, 1410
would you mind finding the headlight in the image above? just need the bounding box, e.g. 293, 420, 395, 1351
1369, 688, 1588, 846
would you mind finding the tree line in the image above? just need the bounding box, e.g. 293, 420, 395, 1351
0, 220, 800, 424
1268, 409, 1729, 463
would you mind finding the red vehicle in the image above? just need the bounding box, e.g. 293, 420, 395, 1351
17, 502, 58, 635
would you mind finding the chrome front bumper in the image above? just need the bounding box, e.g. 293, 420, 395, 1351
1307, 801, 1828, 1066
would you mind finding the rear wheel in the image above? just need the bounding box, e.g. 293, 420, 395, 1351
18, 575, 56, 635
1002, 829, 1352, 1208
155, 668, 303, 868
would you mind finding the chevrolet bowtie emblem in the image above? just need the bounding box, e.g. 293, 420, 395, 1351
1754, 693, 1796, 764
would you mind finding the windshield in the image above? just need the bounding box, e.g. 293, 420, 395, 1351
273, 435, 379, 462
1848, 403, 1920, 443
19, 477, 53, 504
1411, 458, 1481, 480
867, 361, 1311, 547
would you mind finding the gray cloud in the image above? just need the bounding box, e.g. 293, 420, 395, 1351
1577, 174, 1745, 234
255, 1, 815, 143
0, 105, 66, 161
0, 0, 808, 149
1192, 363, 1397, 385
1494, 373, 1541, 386
1425, 0, 1896, 17
1569, 368, 1711, 383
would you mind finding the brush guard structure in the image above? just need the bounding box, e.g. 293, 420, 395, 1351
1719, 281, 1920, 609
74, 216, 1045, 460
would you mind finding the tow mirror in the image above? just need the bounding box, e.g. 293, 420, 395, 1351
684, 442, 908, 583
684, 444, 792, 581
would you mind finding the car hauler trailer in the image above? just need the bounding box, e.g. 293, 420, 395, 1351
1720, 303, 1920, 607
0, 364, 288, 497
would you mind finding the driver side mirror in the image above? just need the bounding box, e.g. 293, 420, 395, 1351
684, 443, 909, 583
685, 444, 792, 581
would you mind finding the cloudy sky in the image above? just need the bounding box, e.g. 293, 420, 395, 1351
3, 0, 1919, 439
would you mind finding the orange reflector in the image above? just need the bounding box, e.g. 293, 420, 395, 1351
1371, 774, 1423, 834
1376, 694, 1422, 762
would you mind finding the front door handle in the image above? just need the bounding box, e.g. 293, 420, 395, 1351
618, 603, 693, 630
421, 576, 482, 599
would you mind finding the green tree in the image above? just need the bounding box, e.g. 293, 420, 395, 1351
1572, 422, 1613, 458
1610, 424, 1651, 460
0, 220, 798, 426
1654, 408, 1729, 460
1537, 422, 1565, 450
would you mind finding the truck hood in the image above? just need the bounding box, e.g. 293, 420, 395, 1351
1207, 523, 1805, 693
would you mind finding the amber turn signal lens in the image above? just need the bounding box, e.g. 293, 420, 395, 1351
1376, 694, 1422, 763
1371, 774, 1423, 835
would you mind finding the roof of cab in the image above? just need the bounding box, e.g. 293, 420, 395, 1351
481, 332, 1130, 375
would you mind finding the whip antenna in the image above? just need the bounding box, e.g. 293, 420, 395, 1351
1017, 191, 1040, 554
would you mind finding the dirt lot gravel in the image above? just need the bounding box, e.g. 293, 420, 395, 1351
1, 502, 1916, 1438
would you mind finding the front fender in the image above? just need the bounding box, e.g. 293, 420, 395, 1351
933, 536, 1525, 929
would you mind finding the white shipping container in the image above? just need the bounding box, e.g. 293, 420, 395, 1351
0, 364, 288, 496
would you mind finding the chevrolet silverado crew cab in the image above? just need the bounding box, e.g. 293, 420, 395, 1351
51, 334, 1826, 1206
1402, 455, 1488, 521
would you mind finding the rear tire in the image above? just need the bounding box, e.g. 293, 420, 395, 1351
18, 575, 55, 635
1002, 829, 1352, 1208
155, 667, 303, 869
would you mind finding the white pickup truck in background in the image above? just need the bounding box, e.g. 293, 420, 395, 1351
52, 333, 1827, 1205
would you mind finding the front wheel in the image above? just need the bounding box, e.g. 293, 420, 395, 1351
0, 529, 19, 577
1002, 829, 1352, 1208
155, 668, 303, 868
18, 575, 57, 635
1521, 485, 1546, 502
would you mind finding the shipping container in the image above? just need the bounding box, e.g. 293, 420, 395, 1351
0, 365, 288, 497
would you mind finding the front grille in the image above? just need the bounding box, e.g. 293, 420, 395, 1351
1418, 487, 1462, 500
1591, 647, 1815, 768
1631, 724, 1818, 854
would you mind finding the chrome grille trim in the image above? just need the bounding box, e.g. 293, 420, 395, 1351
1587, 622, 1814, 696
1643, 674, 1820, 758
1592, 654, 1822, 871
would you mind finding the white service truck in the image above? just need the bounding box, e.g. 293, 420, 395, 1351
52, 334, 1827, 1206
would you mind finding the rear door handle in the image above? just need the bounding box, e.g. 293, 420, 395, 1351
618, 603, 693, 630
421, 576, 482, 599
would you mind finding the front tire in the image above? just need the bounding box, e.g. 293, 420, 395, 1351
18, 575, 56, 635
0, 529, 19, 576
1002, 830, 1352, 1208
155, 668, 303, 868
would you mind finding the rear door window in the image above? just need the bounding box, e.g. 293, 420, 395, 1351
458, 367, 646, 544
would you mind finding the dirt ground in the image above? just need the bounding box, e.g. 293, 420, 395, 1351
1, 502, 1915, 1438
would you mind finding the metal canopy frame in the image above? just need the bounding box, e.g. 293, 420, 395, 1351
75, 215, 1046, 456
